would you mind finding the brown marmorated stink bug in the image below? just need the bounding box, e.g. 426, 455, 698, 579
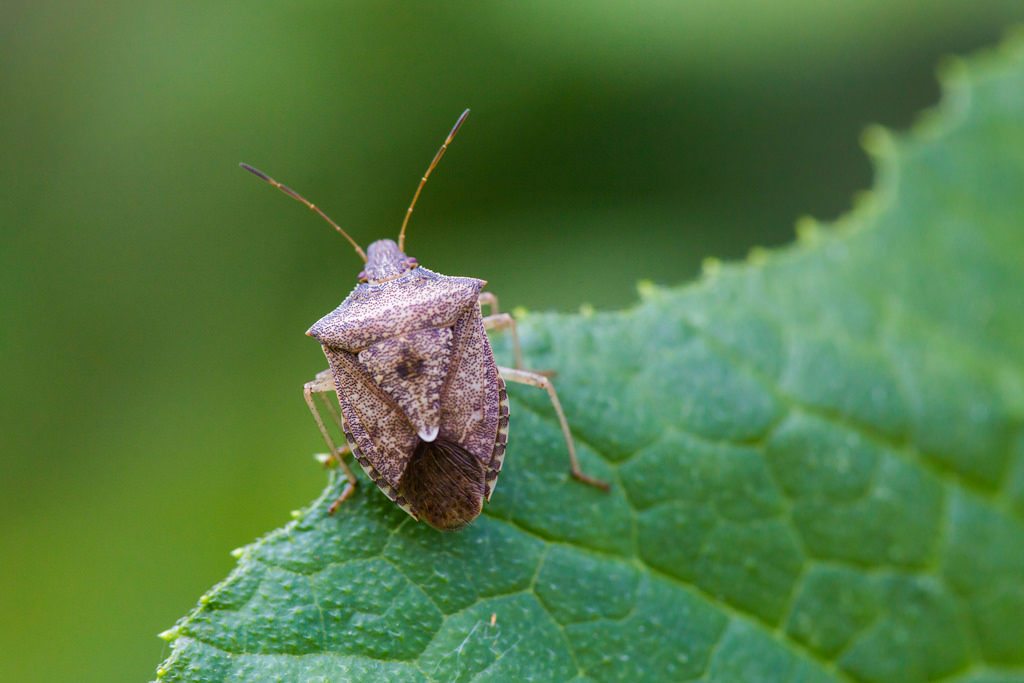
241, 109, 608, 530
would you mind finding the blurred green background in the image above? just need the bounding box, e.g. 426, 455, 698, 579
2, 2, 1023, 681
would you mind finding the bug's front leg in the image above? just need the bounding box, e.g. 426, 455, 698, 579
497, 366, 610, 491
478, 291, 500, 316
484, 306, 559, 376
483, 311, 525, 369
303, 370, 358, 513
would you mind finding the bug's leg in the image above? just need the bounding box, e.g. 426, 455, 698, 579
483, 313, 525, 370
303, 373, 352, 466
478, 291, 500, 316
304, 373, 358, 513
497, 366, 610, 491
318, 384, 344, 434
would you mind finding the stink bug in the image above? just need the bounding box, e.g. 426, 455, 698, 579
241, 109, 608, 530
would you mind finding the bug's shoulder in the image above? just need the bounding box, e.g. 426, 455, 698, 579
307, 267, 484, 351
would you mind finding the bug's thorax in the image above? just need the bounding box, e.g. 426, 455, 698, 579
359, 239, 418, 284
308, 237, 490, 455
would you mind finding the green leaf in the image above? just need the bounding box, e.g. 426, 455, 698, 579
156, 36, 1024, 683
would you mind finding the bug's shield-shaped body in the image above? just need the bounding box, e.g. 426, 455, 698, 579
307, 260, 509, 530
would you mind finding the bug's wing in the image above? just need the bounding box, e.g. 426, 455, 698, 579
439, 309, 504, 496
322, 346, 419, 514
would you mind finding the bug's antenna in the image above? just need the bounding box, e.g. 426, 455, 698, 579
398, 108, 470, 252
240, 163, 368, 263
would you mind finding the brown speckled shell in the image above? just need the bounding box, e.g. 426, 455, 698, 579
308, 267, 483, 351
311, 266, 506, 522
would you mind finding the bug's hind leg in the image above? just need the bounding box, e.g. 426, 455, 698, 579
497, 366, 610, 491
304, 370, 358, 513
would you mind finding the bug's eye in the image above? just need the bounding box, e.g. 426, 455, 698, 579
406, 257, 418, 268
357, 271, 368, 283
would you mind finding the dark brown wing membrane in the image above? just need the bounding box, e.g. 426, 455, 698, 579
399, 439, 486, 531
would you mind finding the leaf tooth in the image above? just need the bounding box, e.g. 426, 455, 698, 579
936, 54, 970, 88
636, 279, 657, 299
795, 217, 821, 245
701, 256, 721, 278
157, 627, 179, 642
748, 246, 769, 266
860, 124, 895, 159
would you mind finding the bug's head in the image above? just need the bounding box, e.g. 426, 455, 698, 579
358, 239, 418, 284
